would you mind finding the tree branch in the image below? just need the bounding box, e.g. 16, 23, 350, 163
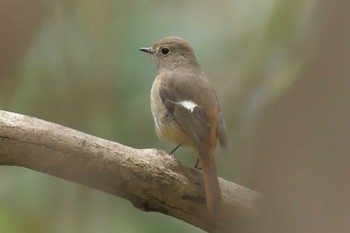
0, 110, 257, 233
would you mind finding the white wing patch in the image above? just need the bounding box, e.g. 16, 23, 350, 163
179, 100, 197, 112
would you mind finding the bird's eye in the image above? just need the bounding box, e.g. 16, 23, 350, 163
160, 47, 170, 56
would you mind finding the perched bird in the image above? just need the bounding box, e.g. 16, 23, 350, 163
139, 37, 227, 217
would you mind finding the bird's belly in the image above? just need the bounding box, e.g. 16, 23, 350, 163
155, 117, 193, 147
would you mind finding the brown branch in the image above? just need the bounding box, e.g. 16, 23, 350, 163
0, 110, 257, 233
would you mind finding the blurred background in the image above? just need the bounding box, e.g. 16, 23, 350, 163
1, 0, 349, 233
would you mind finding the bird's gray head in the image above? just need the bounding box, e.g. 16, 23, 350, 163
139, 36, 199, 71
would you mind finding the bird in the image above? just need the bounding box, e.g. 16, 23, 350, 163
139, 36, 227, 217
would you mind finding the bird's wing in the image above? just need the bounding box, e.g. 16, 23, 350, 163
158, 72, 213, 145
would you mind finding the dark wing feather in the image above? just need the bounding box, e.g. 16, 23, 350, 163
217, 110, 227, 153
159, 73, 212, 145
173, 102, 210, 143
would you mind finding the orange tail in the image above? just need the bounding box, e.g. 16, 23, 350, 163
200, 150, 222, 217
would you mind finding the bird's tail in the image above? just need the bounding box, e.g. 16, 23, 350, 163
199, 149, 222, 217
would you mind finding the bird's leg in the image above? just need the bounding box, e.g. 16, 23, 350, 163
169, 144, 181, 155
193, 158, 202, 170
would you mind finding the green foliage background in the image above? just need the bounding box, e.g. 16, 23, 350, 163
0, 0, 312, 232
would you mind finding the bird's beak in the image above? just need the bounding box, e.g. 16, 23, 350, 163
139, 47, 154, 54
